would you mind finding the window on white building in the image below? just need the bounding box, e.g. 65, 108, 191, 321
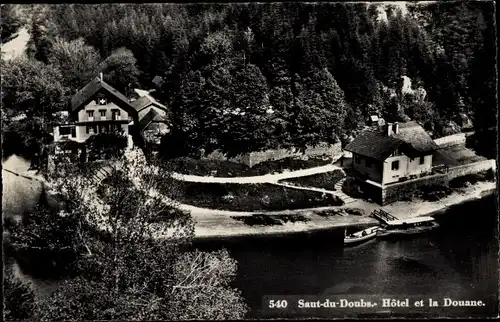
420, 156, 425, 164
391, 160, 400, 171
112, 109, 121, 120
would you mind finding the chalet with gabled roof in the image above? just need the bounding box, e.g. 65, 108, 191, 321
344, 121, 440, 185
53, 74, 140, 144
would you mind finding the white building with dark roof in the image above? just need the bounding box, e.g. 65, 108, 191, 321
53, 74, 140, 143
344, 121, 440, 185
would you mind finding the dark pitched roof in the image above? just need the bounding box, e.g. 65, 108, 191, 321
138, 109, 167, 132
131, 95, 168, 112
131, 96, 153, 112
391, 121, 440, 154
69, 77, 138, 121
344, 121, 439, 160
344, 128, 404, 160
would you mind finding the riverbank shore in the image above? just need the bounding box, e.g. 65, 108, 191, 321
193, 180, 497, 239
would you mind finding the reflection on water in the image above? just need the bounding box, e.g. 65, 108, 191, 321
5, 195, 499, 318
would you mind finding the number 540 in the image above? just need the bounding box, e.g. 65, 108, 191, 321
269, 300, 288, 308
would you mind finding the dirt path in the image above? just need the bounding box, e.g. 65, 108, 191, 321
5, 154, 496, 239
171, 163, 343, 184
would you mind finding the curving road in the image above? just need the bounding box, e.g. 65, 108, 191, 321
171, 163, 343, 184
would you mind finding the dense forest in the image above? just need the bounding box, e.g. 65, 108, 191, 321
1, 2, 497, 159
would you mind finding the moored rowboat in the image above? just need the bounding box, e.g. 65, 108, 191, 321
344, 226, 380, 245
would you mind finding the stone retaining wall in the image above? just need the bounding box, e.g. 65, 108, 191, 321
364, 159, 496, 205
446, 159, 496, 180
434, 133, 467, 148
205, 142, 342, 167
381, 173, 448, 205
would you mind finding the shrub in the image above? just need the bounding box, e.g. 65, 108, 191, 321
344, 208, 365, 216
232, 214, 283, 226
315, 208, 364, 217
314, 209, 342, 217
250, 156, 333, 175
341, 177, 365, 199
163, 157, 249, 177
231, 214, 311, 226
86, 132, 127, 161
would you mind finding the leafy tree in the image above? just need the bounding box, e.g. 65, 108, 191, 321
99, 47, 140, 95
400, 93, 436, 127
8, 202, 80, 255
198, 58, 235, 153
166, 249, 248, 320
200, 29, 236, 67
48, 37, 101, 91
308, 68, 348, 137
1, 4, 22, 43
221, 63, 270, 154
1, 57, 69, 160
26, 15, 54, 63
266, 54, 294, 147
10, 148, 248, 320
1, 117, 50, 161
294, 68, 347, 147
169, 70, 206, 156
1, 57, 70, 118
25, 3, 497, 156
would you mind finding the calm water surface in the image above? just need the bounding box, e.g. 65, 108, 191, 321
8, 194, 499, 319
194, 195, 499, 318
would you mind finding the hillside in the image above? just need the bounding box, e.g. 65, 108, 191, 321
1, 2, 496, 160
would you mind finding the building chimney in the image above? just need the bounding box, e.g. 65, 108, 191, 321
387, 122, 393, 136
393, 122, 399, 134
99, 72, 103, 81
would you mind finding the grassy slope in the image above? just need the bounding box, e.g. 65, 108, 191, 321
280, 169, 345, 190
159, 177, 344, 212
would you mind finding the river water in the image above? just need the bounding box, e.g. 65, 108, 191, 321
194, 195, 499, 318
4, 154, 499, 319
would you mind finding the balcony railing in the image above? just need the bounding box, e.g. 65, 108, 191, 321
88, 117, 94, 122
101, 116, 107, 121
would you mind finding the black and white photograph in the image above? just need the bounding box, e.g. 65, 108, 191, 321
2, 1, 498, 320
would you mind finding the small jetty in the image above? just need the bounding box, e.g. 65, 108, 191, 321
370, 209, 399, 223
369, 209, 439, 238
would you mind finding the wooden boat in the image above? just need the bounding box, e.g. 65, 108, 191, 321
344, 226, 380, 245
376, 216, 439, 238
